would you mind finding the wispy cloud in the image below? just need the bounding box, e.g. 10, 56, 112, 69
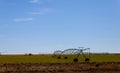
29, 0, 53, 4
13, 18, 33, 22
30, 8, 56, 15
29, 0, 42, 3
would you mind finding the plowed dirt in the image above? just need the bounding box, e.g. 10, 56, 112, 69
0, 62, 120, 73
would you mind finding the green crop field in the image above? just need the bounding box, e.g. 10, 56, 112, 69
0, 54, 120, 63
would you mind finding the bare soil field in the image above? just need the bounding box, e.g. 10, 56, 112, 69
0, 62, 120, 73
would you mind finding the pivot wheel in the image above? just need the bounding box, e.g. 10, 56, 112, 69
73, 58, 78, 62
57, 56, 61, 59
64, 57, 68, 59
85, 58, 90, 62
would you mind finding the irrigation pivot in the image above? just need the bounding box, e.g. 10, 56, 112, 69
54, 47, 90, 62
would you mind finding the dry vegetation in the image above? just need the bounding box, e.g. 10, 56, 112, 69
0, 62, 120, 73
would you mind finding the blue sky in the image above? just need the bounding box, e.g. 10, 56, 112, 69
0, 0, 120, 54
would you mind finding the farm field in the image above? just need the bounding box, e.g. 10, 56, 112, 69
0, 54, 120, 63
0, 54, 120, 73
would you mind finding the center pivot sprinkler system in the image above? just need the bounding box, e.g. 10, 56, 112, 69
54, 47, 90, 62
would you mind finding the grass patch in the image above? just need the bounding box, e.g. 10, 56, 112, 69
0, 54, 120, 63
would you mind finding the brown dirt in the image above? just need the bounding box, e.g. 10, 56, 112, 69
0, 62, 120, 73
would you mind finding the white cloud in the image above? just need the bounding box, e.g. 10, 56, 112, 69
30, 8, 56, 15
13, 18, 33, 22
29, 0, 42, 3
